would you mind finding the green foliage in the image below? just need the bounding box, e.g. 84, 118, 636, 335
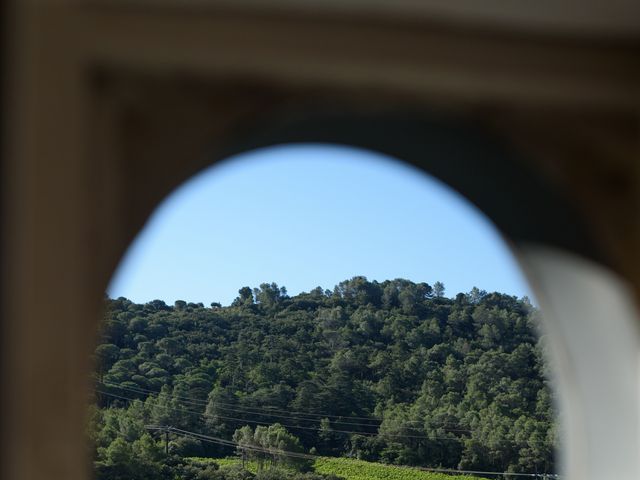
233, 423, 310, 472
92, 278, 556, 479
185, 458, 341, 480
313, 457, 484, 480
197, 457, 486, 480
94, 433, 165, 480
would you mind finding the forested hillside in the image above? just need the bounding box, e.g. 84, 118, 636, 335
90, 277, 556, 479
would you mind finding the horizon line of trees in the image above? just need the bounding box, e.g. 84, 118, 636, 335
113, 279, 514, 312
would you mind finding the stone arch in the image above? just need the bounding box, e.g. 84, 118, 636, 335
104, 95, 638, 480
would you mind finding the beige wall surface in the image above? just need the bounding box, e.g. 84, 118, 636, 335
77, 0, 640, 37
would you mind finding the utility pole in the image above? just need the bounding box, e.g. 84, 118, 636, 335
165, 427, 169, 456
144, 424, 171, 456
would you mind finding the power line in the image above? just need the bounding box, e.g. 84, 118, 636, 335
96, 389, 464, 441
146, 425, 316, 460
416, 465, 560, 479
209, 402, 472, 433
97, 388, 553, 448
96, 390, 206, 418
99, 380, 381, 428
97, 379, 380, 422
97, 389, 457, 440
97, 379, 471, 432
145, 424, 559, 479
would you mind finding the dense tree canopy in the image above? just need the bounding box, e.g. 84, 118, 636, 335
91, 277, 556, 479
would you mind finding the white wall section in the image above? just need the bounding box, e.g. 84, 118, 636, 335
519, 246, 640, 480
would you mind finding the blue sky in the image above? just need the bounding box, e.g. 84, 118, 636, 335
108, 144, 532, 306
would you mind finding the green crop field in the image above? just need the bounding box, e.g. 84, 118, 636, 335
188, 456, 488, 480
313, 457, 486, 480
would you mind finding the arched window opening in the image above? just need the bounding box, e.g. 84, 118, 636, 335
90, 144, 561, 480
